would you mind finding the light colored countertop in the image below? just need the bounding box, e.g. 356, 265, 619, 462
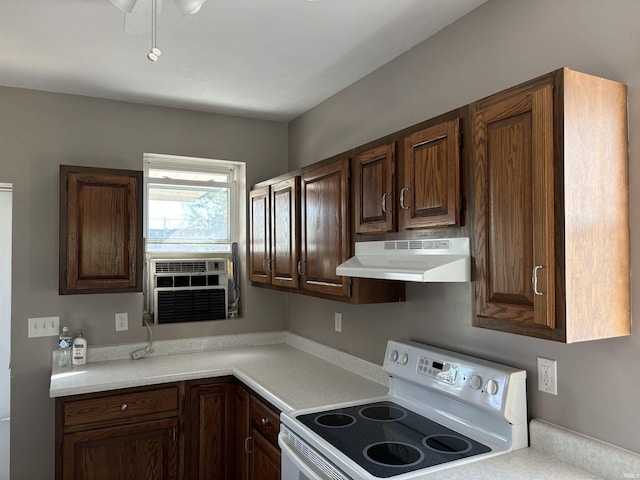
50, 339, 389, 412
413, 444, 605, 479
50, 332, 639, 480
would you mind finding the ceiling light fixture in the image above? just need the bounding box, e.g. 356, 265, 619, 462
110, 0, 208, 60
110, 0, 208, 14
147, 0, 161, 61
110, 0, 137, 13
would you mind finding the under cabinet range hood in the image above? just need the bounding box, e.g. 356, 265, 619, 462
336, 237, 470, 282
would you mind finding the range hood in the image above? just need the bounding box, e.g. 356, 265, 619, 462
336, 237, 470, 282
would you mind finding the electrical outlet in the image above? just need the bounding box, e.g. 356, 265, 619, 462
334, 312, 342, 332
537, 357, 558, 395
115, 312, 128, 331
28, 316, 60, 338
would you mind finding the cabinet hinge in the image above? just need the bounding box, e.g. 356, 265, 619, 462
458, 132, 463, 149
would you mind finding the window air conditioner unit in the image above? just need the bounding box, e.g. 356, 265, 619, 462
151, 259, 228, 324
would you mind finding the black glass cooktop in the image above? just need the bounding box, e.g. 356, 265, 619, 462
297, 401, 491, 478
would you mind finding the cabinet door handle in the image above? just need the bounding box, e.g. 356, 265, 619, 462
382, 192, 391, 214
297, 261, 305, 276
532, 265, 544, 296
261, 417, 269, 426
244, 436, 252, 454
120, 403, 128, 411
400, 187, 410, 210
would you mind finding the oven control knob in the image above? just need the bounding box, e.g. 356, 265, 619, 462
486, 379, 499, 395
400, 353, 409, 365
389, 350, 399, 362
469, 374, 482, 390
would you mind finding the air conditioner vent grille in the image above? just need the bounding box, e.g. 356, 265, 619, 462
155, 260, 207, 273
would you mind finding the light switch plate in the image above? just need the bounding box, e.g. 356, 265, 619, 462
537, 357, 558, 395
28, 316, 60, 338
334, 312, 342, 332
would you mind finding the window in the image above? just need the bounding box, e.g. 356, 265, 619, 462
143, 154, 245, 323
145, 155, 240, 253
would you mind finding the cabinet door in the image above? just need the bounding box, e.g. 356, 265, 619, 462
62, 418, 178, 480
60, 165, 142, 294
270, 176, 300, 288
473, 85, 555, 330
235, 386, 250, 480
401, 119, 460, 229
300, 157, 351, 297
354, 143, 395, 234
249, 429, 280, 480
249, 186, 271, 284
186, 382, 236, 480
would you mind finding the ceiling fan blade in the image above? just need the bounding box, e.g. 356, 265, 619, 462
173, 0, 208, 15
110, 0, 138, 14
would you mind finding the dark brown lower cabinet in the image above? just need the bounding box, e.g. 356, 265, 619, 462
250, 430, 281, 480
56, 379, 280, 480
237, 385, 281, 480
55, 384, 181, 480
185, 379, 238, 480
62, 418, 179, 480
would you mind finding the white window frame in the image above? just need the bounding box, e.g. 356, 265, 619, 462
142, 153, 246, 320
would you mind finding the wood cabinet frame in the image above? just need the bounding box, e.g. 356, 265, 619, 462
59, 165, 143, 294
471, 68, 630, 342
353, 108, 466, 238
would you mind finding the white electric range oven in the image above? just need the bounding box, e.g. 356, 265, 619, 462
279, 339, 528, 480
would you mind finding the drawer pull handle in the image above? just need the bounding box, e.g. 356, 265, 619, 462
261, 417, 269, 426
244, 436, 252, 454
120, 403, 128, 411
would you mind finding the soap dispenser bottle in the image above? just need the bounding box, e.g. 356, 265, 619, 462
72, 330, 88, 366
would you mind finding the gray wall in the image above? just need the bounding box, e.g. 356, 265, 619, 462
288, 0, 640, 454
0, 88, 289, 479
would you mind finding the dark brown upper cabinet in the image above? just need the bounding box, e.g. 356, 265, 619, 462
59, 165, 143, 295
354, 143, 396, 234
248, 185, 271, 285
354, 116, 461, 235
248, 176, 300, 290
472, 68, 630, 342
249, 154, 405, 304
401, 119, 461, 230
300, 156, 351, 297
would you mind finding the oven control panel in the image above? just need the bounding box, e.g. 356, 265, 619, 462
384, 339, 527, 417
417, 355, 460, 386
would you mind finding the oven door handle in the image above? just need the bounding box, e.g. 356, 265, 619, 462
279, 435, 332, 480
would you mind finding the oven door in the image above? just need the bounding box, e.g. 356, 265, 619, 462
279, 427, 353, 480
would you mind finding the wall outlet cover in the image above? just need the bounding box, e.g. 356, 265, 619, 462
334, 312, 342, 332
537, 357, 558, 395
115, 312, 129, 331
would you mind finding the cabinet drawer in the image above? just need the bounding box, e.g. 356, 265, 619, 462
63, 386, 179, 428
249, 396, 280, 446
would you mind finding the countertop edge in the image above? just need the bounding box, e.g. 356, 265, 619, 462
529, 418, 640, 480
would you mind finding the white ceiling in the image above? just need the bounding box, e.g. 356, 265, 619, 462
0, 0, 486, 122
